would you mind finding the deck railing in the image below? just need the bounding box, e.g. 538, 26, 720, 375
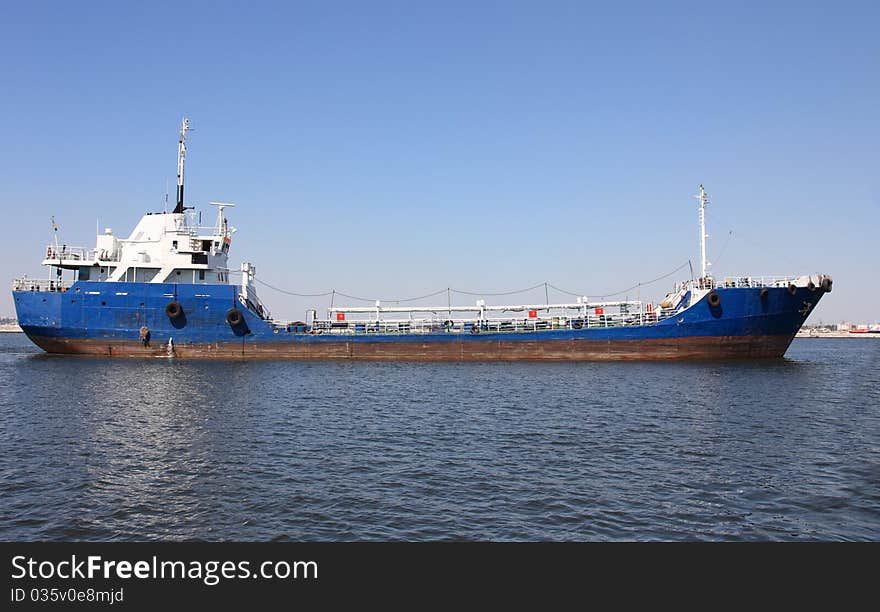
696, 275, 802, 290
298, 275, 815, 335
12, 277, 73, 292
43, 245, 119, 262
307, 308, 675, 335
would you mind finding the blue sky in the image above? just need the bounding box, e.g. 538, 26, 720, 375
1, 1, 876, 322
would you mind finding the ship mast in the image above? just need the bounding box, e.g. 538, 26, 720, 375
174, 117, 191, 214
696, 184, 710, 279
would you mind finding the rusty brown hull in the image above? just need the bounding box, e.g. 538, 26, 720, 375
28, 333, 797, 361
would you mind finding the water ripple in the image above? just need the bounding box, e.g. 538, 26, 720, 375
0, 334, 878, 540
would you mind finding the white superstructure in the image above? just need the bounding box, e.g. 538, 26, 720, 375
26, 117, 275, 318
41, 209, 234, 285
41, 118, 236, 285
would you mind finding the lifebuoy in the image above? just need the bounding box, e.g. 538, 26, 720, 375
571, 319, 584, 330
470, 325, 480, 335
226, 308, 244, 327
165, 301, 183, 319
821, 277, 833, 292
707, 290, 721, 308
443, 320, 454, 330
759, 288, 769, 301
787, 284, 798, 296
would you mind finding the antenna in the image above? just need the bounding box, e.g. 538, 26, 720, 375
209, 202, 236, 236
174, 117, 191, 214
695, 184, 711, 279
51, 216, 60, 256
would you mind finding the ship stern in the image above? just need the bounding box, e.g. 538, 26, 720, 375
13, 285, 68, 351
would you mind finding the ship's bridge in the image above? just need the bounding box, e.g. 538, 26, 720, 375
41, 206, 234, 285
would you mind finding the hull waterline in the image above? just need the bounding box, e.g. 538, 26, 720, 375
23, 332, 797, 361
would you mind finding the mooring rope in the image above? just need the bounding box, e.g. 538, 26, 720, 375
252, 260, 692, 304
450, 282, 547, 297
253, 277, 333, 298
333, 288, 450, 304
547, 260, 691, 299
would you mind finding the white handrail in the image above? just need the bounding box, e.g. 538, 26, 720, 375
12, 277, 73, 292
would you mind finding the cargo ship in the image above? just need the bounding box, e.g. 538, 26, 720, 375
12, 119, 832, 360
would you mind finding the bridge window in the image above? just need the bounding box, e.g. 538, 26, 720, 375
78, 268, 91, 281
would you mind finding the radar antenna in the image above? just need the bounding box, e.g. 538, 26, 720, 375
209, 202, 236, 237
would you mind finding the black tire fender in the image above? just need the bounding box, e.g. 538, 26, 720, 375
165, 301, 183, 319
226, 308, 244, 327
707, 290, 721, 308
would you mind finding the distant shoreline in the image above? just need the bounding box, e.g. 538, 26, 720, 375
1, 327, 877, 338
796, 332, 880, 338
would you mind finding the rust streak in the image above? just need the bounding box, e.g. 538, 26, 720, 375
27, 334, 796, 361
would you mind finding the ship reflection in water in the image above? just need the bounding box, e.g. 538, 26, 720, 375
0, 334, 877, 541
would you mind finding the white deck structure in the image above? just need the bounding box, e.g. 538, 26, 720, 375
29, 118, 270, 317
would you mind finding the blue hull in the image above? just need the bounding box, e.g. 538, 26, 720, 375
12, 281, 826, 360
